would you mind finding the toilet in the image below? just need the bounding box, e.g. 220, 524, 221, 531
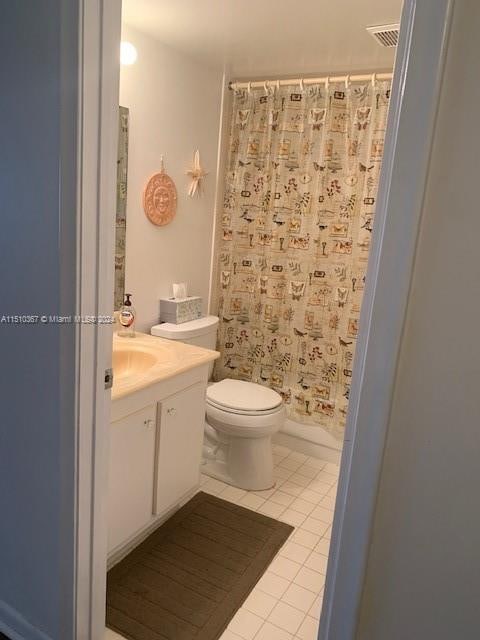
151, 315, 285, 490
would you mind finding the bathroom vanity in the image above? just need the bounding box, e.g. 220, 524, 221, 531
108, 332, 218, 562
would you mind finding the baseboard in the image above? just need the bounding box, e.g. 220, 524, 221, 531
0, 599, 53, 640
273, 431, 342, 464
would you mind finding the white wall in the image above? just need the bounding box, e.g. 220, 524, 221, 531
357, 3, 480, 638
0, 2, 78, 639
119, 25, 224, 331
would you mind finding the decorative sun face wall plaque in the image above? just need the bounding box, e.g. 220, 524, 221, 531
143, 164, 177, 226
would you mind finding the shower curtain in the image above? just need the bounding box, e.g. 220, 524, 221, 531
213, 79, 391, 440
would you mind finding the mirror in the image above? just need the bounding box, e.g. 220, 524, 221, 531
114, 106, 129, 310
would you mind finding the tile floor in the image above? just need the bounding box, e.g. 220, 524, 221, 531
104, 445, 339, 640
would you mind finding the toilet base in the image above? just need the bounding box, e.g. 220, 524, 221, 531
202, 424, 276, 491
201, 458, 276, 492
201, 459, 238, 488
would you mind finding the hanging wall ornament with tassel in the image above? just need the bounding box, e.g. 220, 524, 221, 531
186, 149, 208, 197
143, 156, 177, 226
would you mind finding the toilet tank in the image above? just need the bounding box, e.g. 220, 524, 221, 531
151, 315, 219, 377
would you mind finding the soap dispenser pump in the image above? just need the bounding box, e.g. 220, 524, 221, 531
118, 293, 136, 337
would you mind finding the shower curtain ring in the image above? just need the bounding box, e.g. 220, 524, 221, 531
247, 81, 252, 95
345, 75, 350, 89
300, 78, 305, 92
371, 72, 377, 88
325, 76, 329, 91
277, 79, 280, 91
264, 80, 269, 94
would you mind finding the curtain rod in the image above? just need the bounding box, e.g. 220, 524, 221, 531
229, 72, 393, 91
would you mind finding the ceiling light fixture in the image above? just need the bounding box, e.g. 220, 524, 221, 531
120, 41, 137, 65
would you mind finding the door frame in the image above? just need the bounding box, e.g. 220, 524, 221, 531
75, 0, 455, 638
75, 1, 121, 639
319, 0, 454, 638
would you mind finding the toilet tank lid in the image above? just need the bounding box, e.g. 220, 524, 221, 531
151, 315, 219, 340
207, 379, 283, 412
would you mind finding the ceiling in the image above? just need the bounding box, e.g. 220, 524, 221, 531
122, 0, 403, 78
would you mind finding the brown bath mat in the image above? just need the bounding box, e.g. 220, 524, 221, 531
106, 491, 293, 640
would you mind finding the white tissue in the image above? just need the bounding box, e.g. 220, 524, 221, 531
172, 283, 187, 299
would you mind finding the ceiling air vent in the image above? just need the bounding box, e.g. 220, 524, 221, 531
366, 23, 400, 47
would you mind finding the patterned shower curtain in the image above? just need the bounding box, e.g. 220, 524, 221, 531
213, 80, 391, 440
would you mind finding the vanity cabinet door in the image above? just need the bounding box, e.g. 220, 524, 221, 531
155, 382, 205, 515
108, 404, 156, 554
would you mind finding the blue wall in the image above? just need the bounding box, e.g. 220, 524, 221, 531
0, 1, 78, 638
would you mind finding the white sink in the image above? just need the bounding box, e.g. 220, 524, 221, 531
112, 348, 158, 381
111, 332, 219, 400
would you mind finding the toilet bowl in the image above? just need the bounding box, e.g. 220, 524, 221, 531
151, 316, 285, 491
203, 379, 285, 490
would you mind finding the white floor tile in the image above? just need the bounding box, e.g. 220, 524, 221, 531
300, 488, 325, 505
301, 516, 330, 537
273, 444, 292, 458
289, 498, 315, 516
303, 457, 326, 470
239, 493, 266, 511
243, 588, 278, 619
268, 555, 302, 581
273, 477, 288, 490
308, 593, 323, 619
323, 462, 340, 476
280, 481, 305, 497
256, 571, 291, 599
274, 466, 295, 481
287, 473, 311, 488
281, 583, 317, 613
221, 486, 248, 503
253, 486, 277, 500
307, 479, 332, 495
258, 501, 286, 519
304, 551, 328, 575
269, 490, 295, 507
268, 601, 305, 635
278, 457, 304, 472
327, 485, 337, 498
294, 567, 326, 593
202, 477, 229, 495
279, 541, 311, 564
288, 451, 309, 463
291, 528, 321, 550
279, 508, 307, 528
319, 495, 336, 511
294, 464, 319, 480
310, 506, 334, 524
255, 621, 294, 640
296, 615, 319, 640
315, 470, 337, 485
228, 608, 264, 640
220, 630, 244, 640
315, 537, 330, 557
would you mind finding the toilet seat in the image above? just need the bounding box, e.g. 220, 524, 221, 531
206, 379, 282, 414
206, 397, 282, 417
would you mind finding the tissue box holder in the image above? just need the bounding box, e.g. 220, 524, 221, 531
159, 296, 202, 324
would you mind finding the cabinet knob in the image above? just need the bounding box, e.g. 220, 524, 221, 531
167, 407, 177, 416
143, 418, 154, 428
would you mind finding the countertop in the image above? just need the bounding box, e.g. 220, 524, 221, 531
112, 331, 219, 400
